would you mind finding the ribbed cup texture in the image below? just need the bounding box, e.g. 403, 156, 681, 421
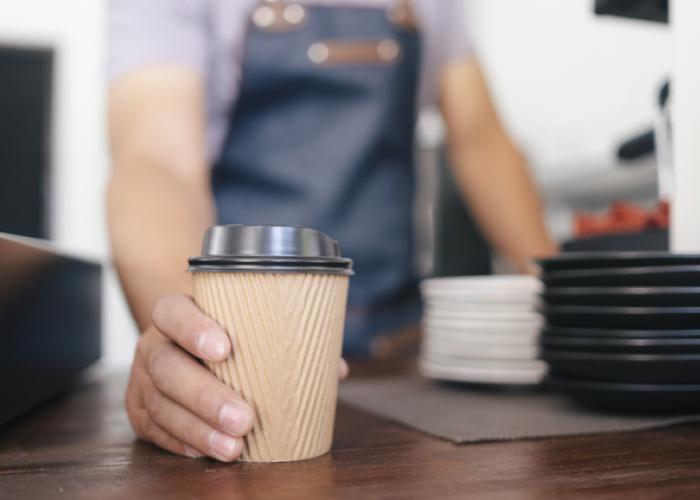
192, 272, 349, 462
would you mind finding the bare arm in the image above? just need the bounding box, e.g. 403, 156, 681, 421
108, 67, 254, 461
107, 66, 214, 329
108, 67, 346, 461
440, 59, 557, 272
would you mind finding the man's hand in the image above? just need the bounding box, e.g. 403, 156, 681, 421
125, 294, 349, 461
125, 294, 250, 461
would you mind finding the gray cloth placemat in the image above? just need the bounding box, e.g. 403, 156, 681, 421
338, 377, 700, 443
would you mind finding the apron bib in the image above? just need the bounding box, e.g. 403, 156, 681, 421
212, 0, 422, 356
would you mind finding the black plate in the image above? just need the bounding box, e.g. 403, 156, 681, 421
536, 252, 700, 272
541, 265, 700, 287
547, 376, 700, 414
542, 305, 700, 329
541, 287, 700, 307
541, 335, 700, 354
543, 326, 700, 339
542, 350, 700, 384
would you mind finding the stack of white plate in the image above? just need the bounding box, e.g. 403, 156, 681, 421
419, 275, 546, 385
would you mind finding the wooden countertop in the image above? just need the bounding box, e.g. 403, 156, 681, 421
3, 364, 700, 499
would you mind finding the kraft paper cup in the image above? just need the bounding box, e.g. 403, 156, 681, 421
189, 225, 352, 462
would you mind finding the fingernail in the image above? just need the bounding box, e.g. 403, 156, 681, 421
198, 332, 227, 361
338, 359, 349, 379
209, 431, 240, 461
218, 402, 252, 437
184, 445, 203, 458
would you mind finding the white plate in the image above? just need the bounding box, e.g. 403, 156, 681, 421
424, 329, 540, 346
422, 301, 537, 314
419, 358, 547, 385
421, 291, 541, 302
423, 317, 543, 333
421, 275, 541, 292
422, 287, 540, 303
424, 308, 542, 323
421, 354, 545, 370
424, 327, 540, 345
421, 340, 539, 360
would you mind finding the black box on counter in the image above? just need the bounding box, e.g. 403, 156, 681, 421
0, 233, 101, 425
562, 230, 668, 253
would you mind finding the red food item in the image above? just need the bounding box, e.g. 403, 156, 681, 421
610, 202, 648, 225
648, 201, 670, 229
575, 214, 616, 237
574, 201, 671, 237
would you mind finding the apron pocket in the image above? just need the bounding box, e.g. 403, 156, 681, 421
307, 39, 401, 66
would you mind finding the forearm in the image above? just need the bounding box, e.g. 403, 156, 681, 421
107, 166, 214, 330
448, 135, 556, 272
107, 67, 213, 330
440, 59, 556, 272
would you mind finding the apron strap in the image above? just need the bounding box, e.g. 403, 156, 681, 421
389, 0, 420, 30
252, 0, 419, 32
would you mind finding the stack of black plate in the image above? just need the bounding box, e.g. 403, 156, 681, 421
537, 252, 700, 413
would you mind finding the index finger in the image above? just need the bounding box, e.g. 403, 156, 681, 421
152, 294, 230, 362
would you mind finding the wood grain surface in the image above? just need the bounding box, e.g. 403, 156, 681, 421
3, 363, 700, 499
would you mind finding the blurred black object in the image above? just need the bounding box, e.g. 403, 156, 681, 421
595, 0, 668, 23
0, 233, 101, 425
433, 148, 492, 277
617, 81, 670, 162
617, 130, 655, 161
0, 46, 53, 239
548, 377, 700, 414
563, 230, 668, 253
539, 250, 700, 413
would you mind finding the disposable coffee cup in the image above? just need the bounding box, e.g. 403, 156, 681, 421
189, 225, 352, 462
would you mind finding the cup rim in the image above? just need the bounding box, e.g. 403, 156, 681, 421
188, 255, 353, 275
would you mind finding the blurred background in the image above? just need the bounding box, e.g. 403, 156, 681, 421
0, 0, 670, 368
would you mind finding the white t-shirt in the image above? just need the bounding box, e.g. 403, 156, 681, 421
108, 0, 473, 160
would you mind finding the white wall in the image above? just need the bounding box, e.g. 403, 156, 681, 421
464, 0, 670, 241
465, 0, 670, 184
670, 0, 700, 252
0, 0, 137, 369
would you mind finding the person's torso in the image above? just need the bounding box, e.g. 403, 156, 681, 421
202, 0, 467, 161
212, 0, 423, 355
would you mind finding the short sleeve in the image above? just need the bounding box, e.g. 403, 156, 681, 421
432, 1, 473, 64
444, 3, 473, 62
107, 0, 208, 82
415, 0, 474, 106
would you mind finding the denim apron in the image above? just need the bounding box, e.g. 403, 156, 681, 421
212, 0, 422, 356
